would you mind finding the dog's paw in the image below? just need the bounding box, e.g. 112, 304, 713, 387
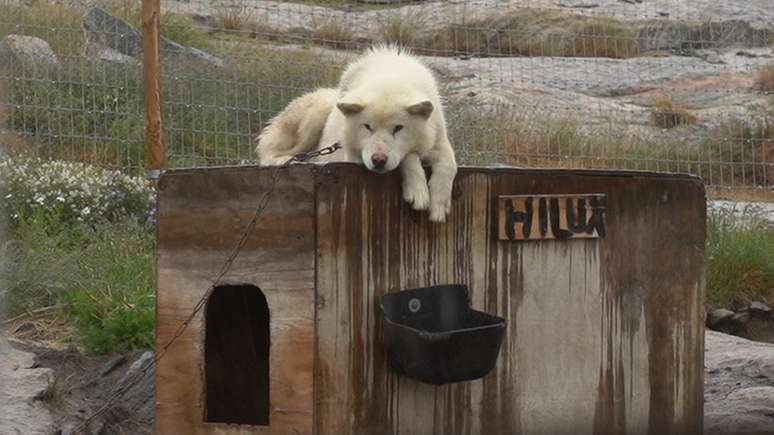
402, 181, 430, 211
427, 170, 454, 223
428, 197, 451, 223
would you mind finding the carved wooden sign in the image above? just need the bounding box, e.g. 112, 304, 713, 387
498, 194, 607, 241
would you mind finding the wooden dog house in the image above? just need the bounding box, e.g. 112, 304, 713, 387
155, 164, 705, 435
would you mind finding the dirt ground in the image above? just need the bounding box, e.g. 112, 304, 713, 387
9, 338, 153, 435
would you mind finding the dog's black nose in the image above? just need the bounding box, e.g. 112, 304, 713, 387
371, 153, 388, 169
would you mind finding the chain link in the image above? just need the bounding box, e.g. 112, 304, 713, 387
292, 142, 343, 162
71, 143, 341, 433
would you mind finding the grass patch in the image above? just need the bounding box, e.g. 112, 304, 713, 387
160, 13, 216, 51
206, 7, 642, 59
420, 9, 640, 58
214, 0, 251, 33
706, 205, 774, 309
446, 105, 705, 170
309, 18, 358, 49
703, 113, 774, 187
374, 11, 428, 46
60, 219, 155, 354
162, 45, 341, 168
448, 104, 774, 189
285, 0, 420, 12
4, 60, 145, 171
755, 64, 774, 93
1, 215, 155, 353
650, 95, 698, 129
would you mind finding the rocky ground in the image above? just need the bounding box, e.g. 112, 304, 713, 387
0, 339, 56, 435
705, 331, 774, 435
0, 337, 154, 435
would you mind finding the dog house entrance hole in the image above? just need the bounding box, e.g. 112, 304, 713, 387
205, 284, 270, 426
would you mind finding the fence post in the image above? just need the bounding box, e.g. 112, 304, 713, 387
142, 0, 165, 177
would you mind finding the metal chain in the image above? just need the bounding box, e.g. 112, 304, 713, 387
70, 143, 341, 434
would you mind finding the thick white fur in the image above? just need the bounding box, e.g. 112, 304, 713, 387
256, 45, 458, 222
256, 88, 338, 165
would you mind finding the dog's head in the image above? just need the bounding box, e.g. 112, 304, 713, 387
336, 89, 435, 173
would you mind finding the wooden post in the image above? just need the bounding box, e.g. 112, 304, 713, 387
142, 0, 165, 176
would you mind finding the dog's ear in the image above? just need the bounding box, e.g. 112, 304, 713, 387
337, 101, 364, 116
406, 100, 434, 118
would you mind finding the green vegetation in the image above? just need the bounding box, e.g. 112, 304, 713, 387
706, 205, 774, 309
309, 18, 359, 49
3, 215, 155, 353
60, 219, 155, 354
446, 105, 707, 173
703, 112, 774, 188
213, 1, 251, 33
1, 158, 155, 354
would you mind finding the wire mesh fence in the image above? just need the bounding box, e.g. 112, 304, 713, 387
1, 0, 772, 195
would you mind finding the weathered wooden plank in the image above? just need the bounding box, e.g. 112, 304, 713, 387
155, 166, 316, 435
314, 165, 704, 435
593, 176, 705, 435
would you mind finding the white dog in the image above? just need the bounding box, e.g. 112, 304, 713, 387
257, 45, 458, 222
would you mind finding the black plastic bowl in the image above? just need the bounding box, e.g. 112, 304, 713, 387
378, 284, 506, 385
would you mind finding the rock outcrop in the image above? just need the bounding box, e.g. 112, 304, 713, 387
638, 20, 774, 52
0, 339, 56, 435
58, 350, 154, 435
0, 35, 60, 74
83, 7, 222, 66
705, 331, 774, 435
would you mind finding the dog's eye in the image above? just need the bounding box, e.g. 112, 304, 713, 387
363, 124, 372, 132
393, 125, 403, 134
